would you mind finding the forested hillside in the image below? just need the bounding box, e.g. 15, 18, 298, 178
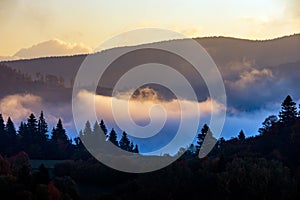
1, 95, 300, 199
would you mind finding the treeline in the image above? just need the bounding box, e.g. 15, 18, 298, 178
0, 64, 68, 88
0, 95, 300, 199
181, 95, 300, 159
0, 112, 139, 160
50, 95, 300, 199
0, 64, 71, 103
79, 120, 139, 154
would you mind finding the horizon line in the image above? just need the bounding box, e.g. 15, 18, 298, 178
1, 32, 299, 62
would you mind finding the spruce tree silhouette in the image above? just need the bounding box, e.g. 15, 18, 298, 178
83, 121, 93, 144
238, 130, 246, 142
0, 114, 6, 153
5, 117, 17, 155
109, 128, 118, 147
83, 121, 92, 136
119, 131, 130, 151
37, 111, 48, 139
26, 113, 40, 157
27, 113, 38, 135
37, 111, 48, 157
133, 144, 139, 153
51, 119, 71, 159
279, 95, 298, 124
100, 120, 108, 136
196, 124, 209, 152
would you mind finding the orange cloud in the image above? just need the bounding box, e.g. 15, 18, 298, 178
226, 68, 273, 89
13, 39, 92, 59
75, 90, 225, 126
0, 94, 42, 122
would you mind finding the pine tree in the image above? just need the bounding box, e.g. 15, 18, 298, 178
18, 122, 28, 151
19, 114, 37, 154
279, 95, 297, 124
238, 130, 246, 142
90, 121, 102, 150
0, 114, 5, 153
196, 124, 217, 157
38, 111, 48, 138
6, 117, 17, 141
51, 119, 69, 144
18, 122, 28, 138
27, 113, 38, 134
83, 121, 92, 136
51, 119, 70, 159
82, 121, 93, 146
196, 124, 209, 151
6, 118, 21, 159
93, 121, 101, 135
109, 129, 118, 146
119, 131, 130, 151
133, 144, 139, 153
100, 120, 108, 136
0, 114, 4, 134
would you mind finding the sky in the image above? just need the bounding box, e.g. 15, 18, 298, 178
0, 0, 300, 58
0, 0, 300, 154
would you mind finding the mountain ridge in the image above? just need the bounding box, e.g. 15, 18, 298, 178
1, 33, 299, 63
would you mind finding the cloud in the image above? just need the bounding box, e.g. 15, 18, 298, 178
181, 27, 202, 38
0, 94, 42, 122
130, 87, 162, 102
74, 89, 225, 129
227, 68, 273, 89
13, 39, 92, 59
0, 93, 75, 136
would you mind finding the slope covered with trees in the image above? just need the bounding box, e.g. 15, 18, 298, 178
0, 95, 300, 199
0, 111, 139, 160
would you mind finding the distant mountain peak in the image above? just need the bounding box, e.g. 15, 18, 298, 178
13, 39, 92, 59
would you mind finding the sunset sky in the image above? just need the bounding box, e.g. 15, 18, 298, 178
1, 0, 300, 57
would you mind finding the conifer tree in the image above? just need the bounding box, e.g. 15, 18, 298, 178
18, 122, 28, 150
0, 114, 5, 153
6, 117, 16, 140
196, 124, 209, 151
109, 128, 118, 146
279, 95, 297, 124
83, 121, 92, 136
93, 121, 101, 135
0, 114, 4, 134
51, 119, 69, 144
100, 120, 108, 136
51, 119, 70, 159
5, 117, 17, 155
119, 131, 130, 151
238, 130, 246, 142
38, 111, 48, 138
133, 144, 139, 153
196, 124, 217, 157
27, 113, 38, 134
